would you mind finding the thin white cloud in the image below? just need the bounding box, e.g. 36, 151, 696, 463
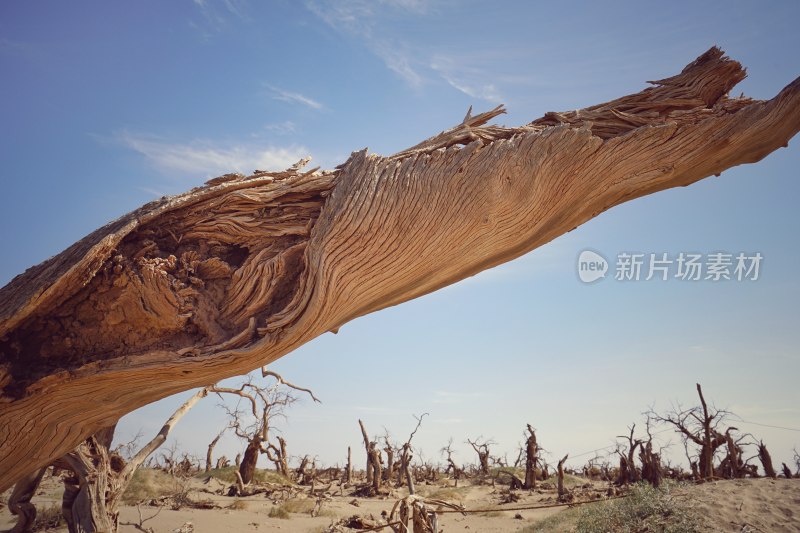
431, 56, 503, 103
266, 85, 324, 110
190, 0, 248, 35
432, 390, 487, 405
373, 43, 424, 88
114, 131, 310, 178
305, 0, 426, 88
263, 120, 298, 135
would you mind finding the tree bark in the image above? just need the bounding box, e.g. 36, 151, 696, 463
2, 48, 800, 489
758, 441, 777, 479
238, 437, 261, 486
59, 388, 208, 533
4, 467, 47, 533
557, 454, 569, 499
359, 420, 373, 485
344, 446, 352, 484
369, 444, 382, 495
205, 429, 225, 473
697, 384, 715, 480
523, 424, 537, 490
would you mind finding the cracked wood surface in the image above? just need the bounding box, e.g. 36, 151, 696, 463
1, 48, 799, 490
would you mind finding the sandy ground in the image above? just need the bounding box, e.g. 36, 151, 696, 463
1, 473, 798, 532
688, 478, 800, 532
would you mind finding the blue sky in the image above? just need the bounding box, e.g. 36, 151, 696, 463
1, 1, 799, 472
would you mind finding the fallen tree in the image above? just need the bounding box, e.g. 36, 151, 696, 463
1, 47, 799, 489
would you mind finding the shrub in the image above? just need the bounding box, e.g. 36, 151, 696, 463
32, 504, 64, 532
575, 482, 699, 533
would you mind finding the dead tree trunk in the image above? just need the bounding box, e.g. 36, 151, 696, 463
266, 436, 290, 478
639, 442, 662, 488
696, 384, 715, 480
205, 428, 225, 473
383, 438, 395, 485
344, 446, 352, 484
722, 429, 746, 479
557, 454, 569, 500
400, 443, 415, 495
398, 413, 426, 495
442, 441, 463, 487
2, 48, 800, 489
523, 424, 538, 490
59, 389, 209, 533
238, 437, 262, 486
467, 439, 491, 476
368, 442, 382, 495
359, 420, 373, 486
4, 467, 47, 533
758, 441, 777, 479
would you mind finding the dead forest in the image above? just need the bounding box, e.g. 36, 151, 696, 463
2, 46, 800, 532
3, 379, 798, 533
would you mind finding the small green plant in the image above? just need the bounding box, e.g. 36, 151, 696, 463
574, 482, 699, 533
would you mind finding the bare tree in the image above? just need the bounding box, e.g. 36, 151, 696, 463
638, 420, 662, 488
205, 427, 226, 473
757, 441, 777, 479
265, 436, 290, 478
209, 370, 320, 486
441, 439, 464, 486
467, 437, 494, 476
398, 413, 428, 495
650, 384, 730, 480
383, 433, 395, 485
522, 424, 539, 490
615, 424, 641, 485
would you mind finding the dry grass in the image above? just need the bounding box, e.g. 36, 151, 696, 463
522, 507, 583, 533
122, 469, 182, 504
523, 482, 700, 533
267, 506, 290, 519
277, 498, 316, 514
420, 486, 469, 502
573, 482, 699, 533
199, 467, 292, 486
227, 499, 248, 511
32, 504, 64, 532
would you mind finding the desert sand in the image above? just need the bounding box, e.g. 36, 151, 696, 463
2, 470, 798, 532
